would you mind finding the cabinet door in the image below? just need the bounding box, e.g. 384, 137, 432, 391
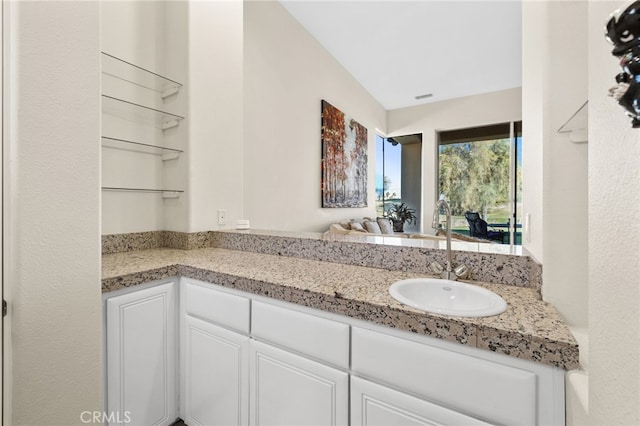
249, 340, 348, 426
106, 282, 177, 426
181, 315, 249, 426
351, 376, 493, 426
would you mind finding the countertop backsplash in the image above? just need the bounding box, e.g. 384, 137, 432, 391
102, 229, 542, 297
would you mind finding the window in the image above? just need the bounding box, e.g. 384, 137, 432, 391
375, 134, 402, 216
375, 134, 422, 232
437, 122, 522, 245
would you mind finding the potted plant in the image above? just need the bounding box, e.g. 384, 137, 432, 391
385, 202, 417, 232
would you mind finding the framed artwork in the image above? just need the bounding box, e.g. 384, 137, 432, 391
321, 100, 368, 208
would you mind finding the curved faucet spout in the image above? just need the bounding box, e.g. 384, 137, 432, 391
432, 199, 453, 276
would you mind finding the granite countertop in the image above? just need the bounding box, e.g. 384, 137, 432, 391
102, 247, 579, 370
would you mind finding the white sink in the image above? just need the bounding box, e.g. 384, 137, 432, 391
389, 278, 507, 317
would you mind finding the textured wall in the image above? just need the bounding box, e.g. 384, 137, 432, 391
588, 1, 640, 424
6, 1, 102, 424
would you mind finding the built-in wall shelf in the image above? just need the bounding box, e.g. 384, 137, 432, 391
101, 50, 187, 227
558, 101, 588, 143
101, 51, 182, 98
101, 136, 183, 158
102, 187, 184, 199
102, 95, 184, 130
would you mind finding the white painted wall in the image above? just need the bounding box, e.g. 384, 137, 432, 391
528, 1, 640, 424
101, 1, 167, 234
1, 2, 6, 418
187, 0, 244, 232
587, 2, 640, 424
165, 1, 190, 232
243, 1, 386, 232
521, 4, 592, 423
101, 0, 242, 234
521, 1, 548, 263
5, 2, 102, 423
387, 88, 522, 232
521, 1, 589, 331
401, 142, 422, 233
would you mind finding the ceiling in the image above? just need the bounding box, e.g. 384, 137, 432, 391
279, 1, 522, 111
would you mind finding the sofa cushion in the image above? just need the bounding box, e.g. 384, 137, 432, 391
363, 220, 382, 234
377, 217, 394, 234
350, 221, 366, 232
337, 220, 351, 230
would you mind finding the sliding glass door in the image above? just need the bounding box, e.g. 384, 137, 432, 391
437, 122, 522, 245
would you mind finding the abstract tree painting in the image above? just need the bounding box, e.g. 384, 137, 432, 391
321, 100, 368, 208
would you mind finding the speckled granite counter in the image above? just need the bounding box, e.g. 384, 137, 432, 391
102, 247, 579, 370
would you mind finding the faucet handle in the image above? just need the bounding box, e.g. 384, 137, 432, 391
453, 264, 470, 280
429, 261, 444, 275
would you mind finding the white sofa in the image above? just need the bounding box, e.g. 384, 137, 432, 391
325, 218, 492, 243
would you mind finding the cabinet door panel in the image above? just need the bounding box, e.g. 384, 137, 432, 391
352, 327, 536, 425
251, 301, 350, 368
106, 282, 176, 426
181, 315, 249, 426
182, 279, 251, 333
351, 376, 493, 426
250, 340, 348, 426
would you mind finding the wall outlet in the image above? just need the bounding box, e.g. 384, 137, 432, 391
217, 209, 227, 225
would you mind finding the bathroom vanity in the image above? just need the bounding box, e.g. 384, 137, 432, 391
102, 231, 578, 426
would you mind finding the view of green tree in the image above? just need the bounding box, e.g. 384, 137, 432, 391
439, 139, 514, 218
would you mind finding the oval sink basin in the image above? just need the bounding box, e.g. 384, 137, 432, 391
389, 278, 507, 317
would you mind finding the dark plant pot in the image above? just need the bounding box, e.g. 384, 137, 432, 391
392, 220, 404, 232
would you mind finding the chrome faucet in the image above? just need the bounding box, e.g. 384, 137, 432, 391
431, 199, 470, 281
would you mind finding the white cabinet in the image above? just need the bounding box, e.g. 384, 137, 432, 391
249, 298, 350, 425
106, 281, 177, 426
180, 279, 251, 425
249, 340, 349, 426
105, 278, 565, 426
351, 326, 564, 426
181, 315, 249, 426
180, 280, 349, 426
351, 376, 491, 426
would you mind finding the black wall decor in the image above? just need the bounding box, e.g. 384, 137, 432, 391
606, 1, 640, 127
